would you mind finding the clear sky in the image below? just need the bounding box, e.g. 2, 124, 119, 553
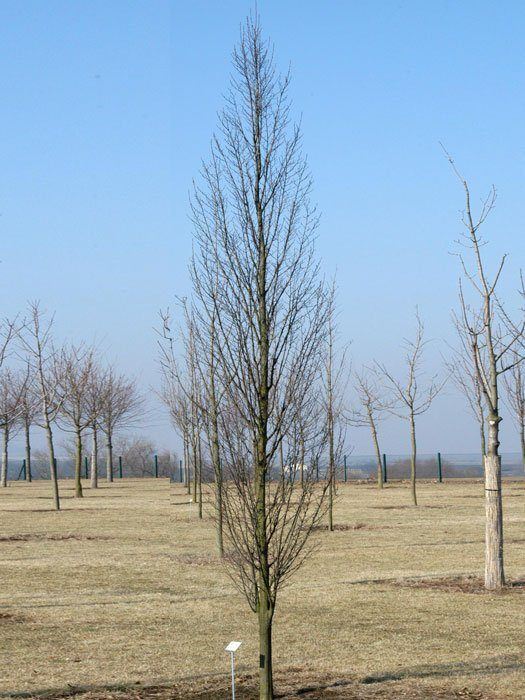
1, 1, 524, 456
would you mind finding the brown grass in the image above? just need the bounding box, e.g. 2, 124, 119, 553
174, 479, 525, 699
1, 477, 525, 698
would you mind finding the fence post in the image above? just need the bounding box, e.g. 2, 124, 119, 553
344, 454, 347, 482
179, 459, 183, 482
154, 454, 158, 478
84, 456, 88, 479
315, 460, 319, 482
119, 456, 123, 479
437, 452, 443, 483
22, 459, 26, 480
382, 453, 387, 484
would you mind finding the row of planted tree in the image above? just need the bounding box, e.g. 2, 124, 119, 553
167, 16, 524, 700
0, 301, 143, 509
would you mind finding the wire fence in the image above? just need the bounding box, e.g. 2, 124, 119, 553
7, 452, 524, 483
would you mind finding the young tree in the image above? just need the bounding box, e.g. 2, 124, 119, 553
0, 369, 27, 487
446, 313, 487, 461
351, 368, 389, 489
19, 302, 62, 510
324, 284, 347, 530
445, 151, 525, 588
376, 312, 444, 506
503, 355, 525, 472
190, 16, 329, 698
13, 364, 38, 482
85, 365, 106, 489
55, 344, 96, 498
99, 369, 143, 482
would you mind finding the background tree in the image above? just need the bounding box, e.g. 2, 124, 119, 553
0, 368, 26, 487
19, 302, 62, 510
503, 354, 525, 473
445, 152, 525, 589
85, 363, 106, 489
376, 312, 444, 506
99, 368, 143, 482
55, 344, 96, 498
190, 16, 329, 698
323, 284, 347, 530
446, 312, 487, 461
351, 368, 389, 489
13, 364, 38, 483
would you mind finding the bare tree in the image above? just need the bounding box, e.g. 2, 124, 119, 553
55, 344, 96, 498
190, 16, 329, 698
446, 312, 487, 461
376, 312, 444, 506
99, 368, 143, 482
445, 149, 525, 589
0, 369, 27, 487
19, 302, 62, 510
323, 284, 347, 530
351, 368, 389, 488
503, 355, 525, 472
13, 364, 38, 482
85, 363, 106, 489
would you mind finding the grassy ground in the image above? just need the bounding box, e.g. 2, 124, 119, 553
1, 478, 524, 698
0, 478, 171, 698
174, 478, 525, 699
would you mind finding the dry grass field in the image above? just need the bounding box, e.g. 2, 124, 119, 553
1, 477, 524, 699
0, 478, 171, 699
174, 479, 525, 700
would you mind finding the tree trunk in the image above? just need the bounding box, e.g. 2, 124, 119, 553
91, 425, 98, 489
1, 425, 8, 487
25, 418, 32, 483
520, 423, 525, 474
480, 421, 486, 466
106, 435, 113, 482
197, 433, 203, 519
46, 421, 60, 511
409, 413, 417, 506
258, 600, 274, 700
369, 410, 383, 489
208, 321, 224, 556
484, 414, 504, 589
183, 434, 190, 494
74, 428, 83, 497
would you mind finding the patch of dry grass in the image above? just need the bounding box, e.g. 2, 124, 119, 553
174, 479, 525, 699
2, 477, 525, 698
0, 479, 171, 697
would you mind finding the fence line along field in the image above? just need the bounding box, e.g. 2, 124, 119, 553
174, 479, 525, 700
0, 478, 171, 698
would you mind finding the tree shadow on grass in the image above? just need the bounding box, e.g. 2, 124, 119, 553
361, 653, 524, 684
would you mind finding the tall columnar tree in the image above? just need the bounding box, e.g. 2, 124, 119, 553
445, 151, 525, 589
190, 16, 329, 699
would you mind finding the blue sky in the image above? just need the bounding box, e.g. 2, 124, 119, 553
1, 1, 524, 456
